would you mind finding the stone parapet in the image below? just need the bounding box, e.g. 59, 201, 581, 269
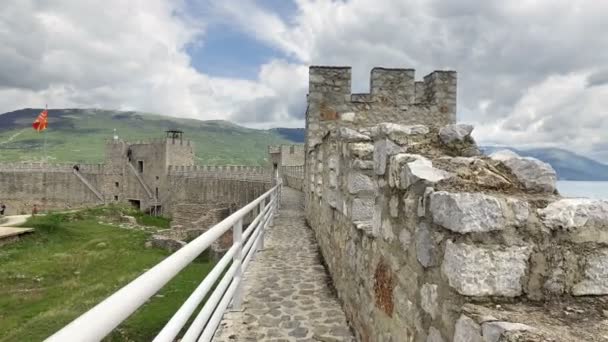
304, 119, 608, 341
168, 165, 271, 182
0, 162, 105, 174
305, 66, 457, 153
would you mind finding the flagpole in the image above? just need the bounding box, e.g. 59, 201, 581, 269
43, 104, 48, 162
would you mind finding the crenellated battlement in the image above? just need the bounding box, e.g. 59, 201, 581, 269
0, 162, 105, 173
168, 165, 271, 182
306, 65, 457, 150
168, 165, 268, 174
104, 137, 193, 147
126, 138, 193, 147
308, 66, 456, 106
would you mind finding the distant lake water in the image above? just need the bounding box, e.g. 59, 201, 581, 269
557, 181, 608, 199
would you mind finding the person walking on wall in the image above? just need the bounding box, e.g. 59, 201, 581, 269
32, 204, 38, 217
0, 203, 5, 216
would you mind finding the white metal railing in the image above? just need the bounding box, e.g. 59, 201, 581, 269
45, 181, 282, 342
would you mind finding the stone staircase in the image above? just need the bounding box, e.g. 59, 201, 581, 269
127, 162, 155, 200
72, 169, 104, 202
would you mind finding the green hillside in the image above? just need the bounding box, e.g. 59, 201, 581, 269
0, 108, 297, 166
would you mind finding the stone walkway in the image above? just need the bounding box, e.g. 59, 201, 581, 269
213, 188, 355, 341
0, 215, 33, 244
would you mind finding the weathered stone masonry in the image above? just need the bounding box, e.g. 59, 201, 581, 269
269, 144, 305, 190
305, 66, 456, 152
304, 66, 608, 341
0, 136, 271, 216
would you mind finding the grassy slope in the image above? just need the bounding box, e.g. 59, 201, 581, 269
0, 109, 295, 165
0, 210, 211, 341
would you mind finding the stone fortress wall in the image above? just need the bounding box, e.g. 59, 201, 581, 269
268, 144, 305, 190
303, 66, 608, 341
305, 66, 456, 151
0, 135, 271, 216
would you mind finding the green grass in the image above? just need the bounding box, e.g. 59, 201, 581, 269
0, 210, 213, 341
133, 213, 171, 229
61, 204, 171, 230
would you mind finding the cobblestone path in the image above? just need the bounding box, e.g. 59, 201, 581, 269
213, 187, 355, 341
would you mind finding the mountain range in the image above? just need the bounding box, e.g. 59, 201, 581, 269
1, 108, 607, 180
0, 108, 295, 166
480, 146, 608, 181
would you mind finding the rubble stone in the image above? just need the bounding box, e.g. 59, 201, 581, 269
539, 198, 608, 243
338, 127, 371, 142
347, 172, 376, 194
572, 250, 608, 295
438, 124, 473, 145
453, 315, 483, 342
371, 123, 430, 144
340, 112, 355, 122
347, 143, 374, 159
352, 198, 374, 222
426, 327, 445, 342
389, 154, 452, 190
481, 321, 537, 342
148, 235, 186, 253
490, 149, 557, 192
416, 222, 439, 268
374, 138, 402, 175
420, 283, 439, 319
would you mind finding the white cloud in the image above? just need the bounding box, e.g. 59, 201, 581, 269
213, 0, 608, 161
0, 0, 277, 122
2, 0, 608, 162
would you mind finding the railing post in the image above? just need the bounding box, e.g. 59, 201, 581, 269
258, 199, 265, 250
230, 218, 243, 311
278, 182, 282, 209
269, 192, 275, 227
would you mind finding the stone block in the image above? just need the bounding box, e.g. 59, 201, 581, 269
418, 187, 434, 218
429, 191, 506, 233
328, 155, 339, 170
453, 315, 482, 342
338, 127, 371, 142
441, 241, 532, 297
374, 138, 402, 175
329, 170, 338, 189
371, 123, 430, 144
539, 199, 608, 244
481, 321, 537, 342
506, 197, 530, 226
372, 199, 382, 237
352, 198, 374, 222
347, 172, 376, 194
340, 112, 355, 122
426, 327, 445, 342
399, 229, 411, 251
389, 195, 399, 218
438, 124, 473, 145
381, 218, 394, 242
572, 250, 608, 295
347, 143, 374, 159
352, 159, 374, 170
416, 222, 439, 268
490, 149, 557, 193
389, 154, 452, 189
420, 283, 438, 319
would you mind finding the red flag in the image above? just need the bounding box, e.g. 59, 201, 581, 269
33, 109, 48, 132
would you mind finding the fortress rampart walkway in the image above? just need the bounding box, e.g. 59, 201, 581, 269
213, 187, 355, 341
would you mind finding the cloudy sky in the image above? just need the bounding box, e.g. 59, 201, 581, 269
2, 0, 608, 161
